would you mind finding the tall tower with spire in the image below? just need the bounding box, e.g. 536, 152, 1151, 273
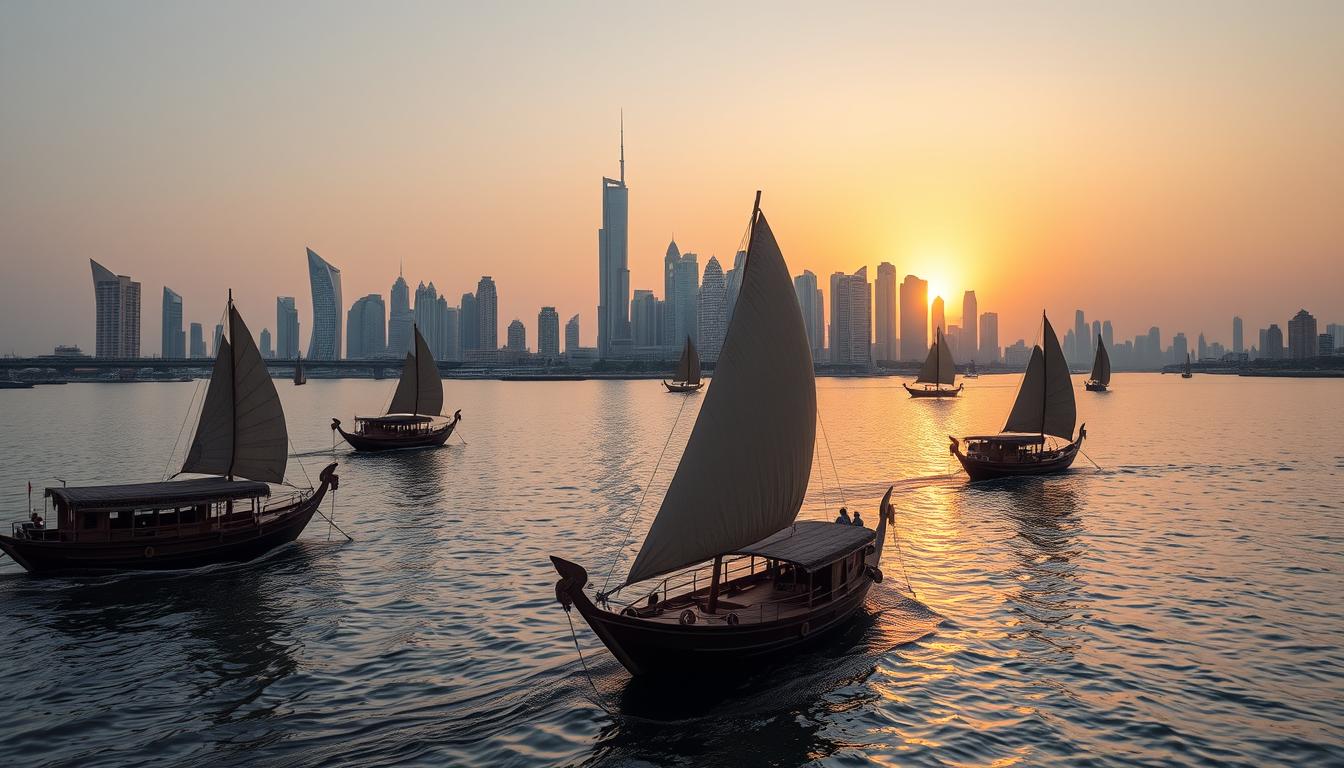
597, 114, 631, 359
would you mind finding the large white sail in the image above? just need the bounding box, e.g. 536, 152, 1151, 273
387, 326, 443, 416
182, 305, 289, 483
625, 206, 816, 586
1090, 336, 1111, 385
1002, 315, 1076, 439
915, 329, 957, 385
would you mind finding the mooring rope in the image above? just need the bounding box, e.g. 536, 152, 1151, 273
565, 610, 615, 717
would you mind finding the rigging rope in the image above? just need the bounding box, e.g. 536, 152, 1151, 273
600, 392, 690, 596
162, 377, 205, 480
1080, 448, 1102, 471
816, 409, 847, 505
566, 610, 615, 717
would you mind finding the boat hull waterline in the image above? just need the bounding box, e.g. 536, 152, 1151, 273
950, 435, 1084, 482
332, 417, 457, 452
904, 383, 963, 398
663, 380, 704, 393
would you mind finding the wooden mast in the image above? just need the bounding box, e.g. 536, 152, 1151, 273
227, 289, 236, 482
1040, 311, 1046, 444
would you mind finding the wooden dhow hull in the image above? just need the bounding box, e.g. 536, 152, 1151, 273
0, 465, 338, 575
335, 421, 455, 452
551, 556, 876, 678
663, 380, 704, 393
1084, 381, 1108, 392
904, 383, 962, 398
951, 436, 1083, 482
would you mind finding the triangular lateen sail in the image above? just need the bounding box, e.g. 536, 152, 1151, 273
625, 205, 816, 586
915, 338, 940, 383
1002, 315, 1076, 440
182, 305, 289, 483
674, 337, 700, 385
915, 330, 957, 386
1091, 335, 1111, 386
387, 326, 443, 416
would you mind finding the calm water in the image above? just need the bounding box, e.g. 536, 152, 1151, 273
1, 374, 1341, 767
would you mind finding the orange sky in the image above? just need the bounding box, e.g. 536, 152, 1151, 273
2, 3, 1341, 355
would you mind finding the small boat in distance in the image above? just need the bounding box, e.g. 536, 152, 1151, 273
0, 293, 338, 575
904, 328, 962, 398
331, 325, 461, 452
293, 352, 306, 386
949, 312, 1086, 481
1085, 334, 1111, 391
552, 192, 893, 679
965, 360, 979, 379
664, 336, 704, 393
1181, 353, 1193, 379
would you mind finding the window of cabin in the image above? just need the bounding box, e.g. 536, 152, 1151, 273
109, 510, 131, 529
179, 506, 197, 524
82, 511, 98, 529
158, 508, 178, 526
134, 509, 156, 528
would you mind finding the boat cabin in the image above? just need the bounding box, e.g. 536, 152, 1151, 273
17, 478, 276, 543
353, 413, 446, 437
610, 521, 876, 626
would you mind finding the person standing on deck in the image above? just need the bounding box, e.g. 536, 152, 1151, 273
835, 507, 851, 524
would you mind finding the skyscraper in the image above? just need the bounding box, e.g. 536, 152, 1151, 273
1074, 310, 1090, 367
1327, 324, 1344, 354
189, 322, 205, 358
414, 282, 440, 355
631, 290, 658, 347
305, 248, 343, 360
1232, 316, 1244, 353
899, 275, 928, 362
460, 292, 479, 354
979, 312, 999, 363
673, 254, 699, 347
794, 271, 825, 356
1147, 327, 1162, 368
538, 306, 560, 359
829, 267, 871, 366
161, 287, 184, 359
1287, 309, 1317, 359
276, 296, 299, 359
724, 250, 747, 323
388, 271, 413, 357
961, 290, 978, 364
213, 323, 224, 357
597, 121, 630, 358
874, 263, 897, 363
477, 276, 498, 351
1172, 332, 1188, 364
1102, 320, 1114, 352
697, 256, 728, 361
259, 328, 273, 358
91, 259, 141, 358
661, 239, 680, 348
506, 319, 526, 352
346, 294, 386, 359
931, 296, 945, 340
444, 306, 461, 361
1264, 324, 1284, 359
565, 314, 580, 353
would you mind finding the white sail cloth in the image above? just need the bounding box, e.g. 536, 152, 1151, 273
674, 337, 701, 384
1090, 336, 1111, 385
1002, 315, 1076, 440
182, 305, 289, 483
915, 330, 956, 385
624, 210, 816, 586
387, 326, 443, 416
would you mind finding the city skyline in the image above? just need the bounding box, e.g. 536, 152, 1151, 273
2, 5, 1342, 356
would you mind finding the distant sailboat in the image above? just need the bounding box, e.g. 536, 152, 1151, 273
551, 192, 892, 678
1181, 353, 1193, 379
293, 352, 306, 386
664, 336, 704, 392
0, 293, 339, 574
331, 325, 460, 451
965, 360, 979, 379
949, 312, 1087, 481
1085, 334, 1111, 391
904, 328, 962, 398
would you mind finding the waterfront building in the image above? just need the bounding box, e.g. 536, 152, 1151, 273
213, 323, 224, 357
1287, 309, 1317, 359
697, 256, 728, 361
538, 306, 560, 359
899, 275, 928, 362
477, 276, 498, 351
565, 314, 580, 353
1003, 339, 1030, 367
631, 290, 658, 348
724, 250, 747, 323
829, 267, 871, 366
673, 254, 699, 348
91, 259, 141, 358
1263, 324, 1284, 359
388, 271, 413, 357
794, 271, 825, 358
276, 297, 299, 359
1074, 310, 1090, 367
460, 292, 479, 354
443, 305, 461, 361
260, 328, 273, 358
189, 322, 205, 358
1171, 332, 1188, 364
506, 319, 526, 352
305, 248, 343, 359
161, 287, 184, 359
931, 296, 945, 340
661, 240, 680, 348
962, 290, 978, 364
1102, 320, 1114, 353
979, 312, 1000, 363
874, 263, 897, 362
1233, 316, 1244, 353
597, 123, 630, 358
347, 294, 387, 358
1320, 334, 1336, 356
1327, 324, 1344, 354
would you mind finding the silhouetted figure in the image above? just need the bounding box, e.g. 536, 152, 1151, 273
835, 507, 851, 525
852, 510, 864, 527
29, 511, 44, 529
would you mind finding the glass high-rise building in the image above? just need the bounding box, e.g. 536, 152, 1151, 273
661, 240, 680, 348
631, 290, 658, 347
538, 306, 560, 359
305, 247, 343, 360
161, 287, 184, 359
506, 319, 526, 352
829, 267, 871, 366
673, 254, 699, 348
899, 275, 928, 362
979, 312, 999, 363
794, 271, 824, 357
347, 293, 386, 359
696, 256, 727, 361
388, 272, 413, 357
91, 259, 141, 358
276, 297, 299, 359
1287, 309, 1318, 359
597, 121, 630, 359
962, 290, 978, 364
874, 263, 897, 363
459, 292, 479, 353
476, 276, 498, 351
565, 314, 580, 353
189, 322, 206, 359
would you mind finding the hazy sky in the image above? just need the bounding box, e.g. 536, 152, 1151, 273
2, 1, 1341, 355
